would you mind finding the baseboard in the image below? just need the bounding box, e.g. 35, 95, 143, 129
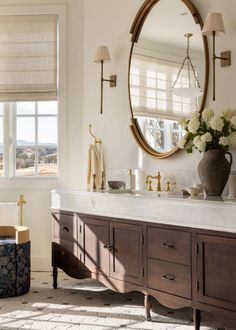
31, 256, 51, 272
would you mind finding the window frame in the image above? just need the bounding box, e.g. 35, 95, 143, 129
0, 5, 67, 187
13, 101, 58, 178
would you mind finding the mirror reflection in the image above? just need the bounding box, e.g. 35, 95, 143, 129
129, 0, 206, 153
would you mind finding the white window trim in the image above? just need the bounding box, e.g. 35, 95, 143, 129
0, 5, 67, 189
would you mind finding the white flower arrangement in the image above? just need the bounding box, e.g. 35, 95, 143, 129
178, 108, 236, 153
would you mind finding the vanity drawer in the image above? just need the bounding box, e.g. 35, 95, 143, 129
52, 212, 78, 242
147, 227, 191, 266
148, 258, 191, 299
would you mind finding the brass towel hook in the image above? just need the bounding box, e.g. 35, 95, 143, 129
17, 194, 26, 226
89, 124, 102, 144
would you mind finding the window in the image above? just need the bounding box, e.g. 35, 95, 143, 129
130, 55, 198, 119
15, 101, 58, 177
130, 55, 199, 152
0, 12, 60, 178
0, 101, 58, 178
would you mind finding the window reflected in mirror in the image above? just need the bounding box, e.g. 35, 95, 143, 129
129, 0, 208, 157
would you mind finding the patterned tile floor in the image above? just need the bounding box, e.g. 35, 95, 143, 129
0, 272, 234, 330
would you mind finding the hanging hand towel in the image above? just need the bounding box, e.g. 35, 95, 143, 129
87, 144, 105, 191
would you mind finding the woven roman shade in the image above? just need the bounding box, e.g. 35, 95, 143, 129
0, 14, 58, 102
130, 55, 198, 121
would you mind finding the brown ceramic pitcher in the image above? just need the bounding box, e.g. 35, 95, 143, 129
198, 149, 232, 196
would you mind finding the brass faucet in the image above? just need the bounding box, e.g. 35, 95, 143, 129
145, 171, 162, 191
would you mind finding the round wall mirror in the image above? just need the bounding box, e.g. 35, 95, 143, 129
128, 0, 209, 158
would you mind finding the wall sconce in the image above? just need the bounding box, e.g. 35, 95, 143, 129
94, 45, 117, 114
202, 13, 231, 101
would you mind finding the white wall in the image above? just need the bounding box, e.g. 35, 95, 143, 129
0, 0, 84, 270
1, 0, 236, 271
82, 0, 236, 184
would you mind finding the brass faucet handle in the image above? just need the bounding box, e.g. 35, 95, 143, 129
147, 180, 153, 191
156, 171, 161, 191
166, 180, 171, 192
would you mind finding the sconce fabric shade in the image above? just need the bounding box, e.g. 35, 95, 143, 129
202, 13, 225, 36
94, 46, 111, 63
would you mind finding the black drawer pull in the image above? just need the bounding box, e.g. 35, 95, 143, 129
162, 274, 175, 281
61, 225, 69, 232
161, 243, 175, 249
103, 244, 113, 250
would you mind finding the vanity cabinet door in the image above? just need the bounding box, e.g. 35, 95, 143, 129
82, 217, 110, 276
109, 222, 143, 285
197, 234, 236, 311
52, 211, 78, 257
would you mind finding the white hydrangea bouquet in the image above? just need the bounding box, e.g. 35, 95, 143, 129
178, 108, 236, 153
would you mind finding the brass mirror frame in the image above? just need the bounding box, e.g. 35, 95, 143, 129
128, 0, 209, 159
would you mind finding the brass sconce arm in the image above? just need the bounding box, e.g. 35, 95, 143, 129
202, 13, 231, 101
212, 31, 231, 101
100, 60, 117, 114
94, 46, 117, 114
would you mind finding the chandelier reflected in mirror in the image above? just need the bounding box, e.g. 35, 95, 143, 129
171, 33, 203, 99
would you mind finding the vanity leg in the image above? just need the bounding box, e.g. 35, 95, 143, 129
193, 309, 201, 330
144, 295, 152, 321
53, 266, 58, 289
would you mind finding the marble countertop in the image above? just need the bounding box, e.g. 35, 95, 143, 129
51, 188, 236, 234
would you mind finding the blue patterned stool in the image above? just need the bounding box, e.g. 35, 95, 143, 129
0, 226, 30, 298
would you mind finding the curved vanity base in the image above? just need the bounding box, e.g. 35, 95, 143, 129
51, 209, 236, 329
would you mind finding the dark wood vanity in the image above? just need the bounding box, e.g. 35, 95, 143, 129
51, 209, 236, 329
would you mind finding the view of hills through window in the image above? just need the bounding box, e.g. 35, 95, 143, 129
0, 101, 58, 177
16, 101, 58, 176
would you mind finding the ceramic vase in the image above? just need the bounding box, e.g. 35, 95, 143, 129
198, 149, 232, 196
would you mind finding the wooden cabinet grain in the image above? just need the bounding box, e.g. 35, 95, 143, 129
51, 210, 236, 329
197, 234, 236, 311
82, 217, 110, 276
109, 221, 143, 285
79, 215, 143, 286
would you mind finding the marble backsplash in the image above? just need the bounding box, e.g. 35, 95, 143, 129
106, 168, 231, 197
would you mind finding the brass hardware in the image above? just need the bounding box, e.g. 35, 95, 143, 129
17, 194, 26, 226
61, 226, 69, 232
166, 180, 171, 192
94, 45, 117, 114
99, 61, 117, 114
109, 74, 117, 87
157, 171, 161, 191
92, 174, 97, 191
211, 32, 231, 100
145, 171, 161, 191
220, 50, 231, 67
162, 274, 175, 281
89, 124, 101, 144
100, 171, 105, 190
147, 180, 153, 191
103, 244, 113, 250
161, 243, 175, 249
